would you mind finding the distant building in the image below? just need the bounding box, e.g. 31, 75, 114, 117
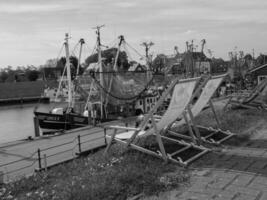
248, 63, 267, 84
195, 61, 211, 74
210, 60, 229, 74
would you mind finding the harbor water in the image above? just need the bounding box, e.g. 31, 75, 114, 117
0, 104, 51, 144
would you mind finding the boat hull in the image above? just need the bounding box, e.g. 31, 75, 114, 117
34, 111, 89, 133
34, 111, 120, 134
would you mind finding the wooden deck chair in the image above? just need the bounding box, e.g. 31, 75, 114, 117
224, 78, 267, 110
167, 74, 234, 144
104, 77, 209, 166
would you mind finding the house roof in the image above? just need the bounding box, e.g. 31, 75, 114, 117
128, 63, 146, 71
248, 63, 267, 73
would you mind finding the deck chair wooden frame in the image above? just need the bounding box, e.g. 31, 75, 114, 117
224, 78, 267, 110
167, 74, 234, 145
104, 77, 210, 166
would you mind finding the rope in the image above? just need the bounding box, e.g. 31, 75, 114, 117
85, 42, 97, 57
88, 72, 155, 101
56, 43, 65, 62
125, 42, 145, 59
124, 44, 134, 61
70, 41, 80, 57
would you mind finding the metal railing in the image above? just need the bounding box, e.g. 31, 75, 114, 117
0, 129, 106, 183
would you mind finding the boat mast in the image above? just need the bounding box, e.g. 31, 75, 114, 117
114, 35, 124, 71
71, 38, 85, 109
64, 33, 72, 108
104, 35, 124, 108
94, 25, 105, 119
76, 38, 85, 76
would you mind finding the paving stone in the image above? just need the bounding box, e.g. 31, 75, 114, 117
261, 151, 267, 158
231, 161, 254, 171
247, 160, 267, 171
177, 191, 214, 200
188, 182, 221, 196
190, 177, 214, 187
212, 190, 237, 200
232, 193, 259, 200
245, 150, 266, 157
187, 183, 209, 193
231, 174, 256, 187
258, 192, 267, 200
247, 182, 267, 191
206, 177, 233, 189
211, 170, 239, 179
225, 185, 261, 197
216, 161, 236, 170
250, 176, 267, 186
212, 196, 233, 200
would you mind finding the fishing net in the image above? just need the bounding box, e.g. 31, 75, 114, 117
93, 71, 153, 105
76, 70, 173, 106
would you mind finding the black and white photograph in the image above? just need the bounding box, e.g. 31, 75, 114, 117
0, 0, 267, 199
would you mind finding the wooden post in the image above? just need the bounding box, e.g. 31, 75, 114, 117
44, 154, 47, 172
0, 171, 3, 184
187, 106, 202, 144
37, 148, 42, 170
104, 129, 117, 155
183, 111, 197, 144
209, 100, 221, 128
33, 117, 40, 137
78, 135, 82, 154
151, 117, 167, 161
104, 128, 107, 145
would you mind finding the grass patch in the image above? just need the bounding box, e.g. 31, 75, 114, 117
195, 108, 267, 134
1, 145, 189, 200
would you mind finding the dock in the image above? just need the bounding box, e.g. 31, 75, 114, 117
0, 125, 112, 183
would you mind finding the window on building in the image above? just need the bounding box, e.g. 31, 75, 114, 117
258, 76, 267, 84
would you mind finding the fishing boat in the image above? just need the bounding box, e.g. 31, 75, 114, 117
34, 26, 159, 134
34, 32, 93, 133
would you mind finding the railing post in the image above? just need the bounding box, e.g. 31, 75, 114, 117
37, 148, 42, 169
78, 135, 82, 154
104, 128, 107, 145
44, 154, 47, 172
33, 117, 40, 137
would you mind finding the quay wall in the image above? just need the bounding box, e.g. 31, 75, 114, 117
0, 81, 57, 105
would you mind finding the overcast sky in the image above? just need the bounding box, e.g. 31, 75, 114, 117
0, 0, 266, 68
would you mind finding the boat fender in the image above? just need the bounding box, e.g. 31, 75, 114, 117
52, 108, 64, 114
83, 110, 89, 117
